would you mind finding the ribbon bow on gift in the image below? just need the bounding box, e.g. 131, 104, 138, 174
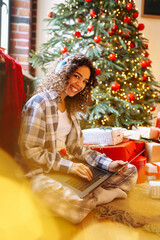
147, 162, 160, 179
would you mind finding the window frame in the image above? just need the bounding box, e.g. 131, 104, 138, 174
0, 0, 10, 53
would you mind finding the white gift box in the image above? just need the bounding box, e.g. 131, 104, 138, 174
146, 162, 160, 180
149, 181, 160, 199
137, 127, 159, 139
145, 142, 160, 162
123, 129, 141, 141
82, 128, 123, 146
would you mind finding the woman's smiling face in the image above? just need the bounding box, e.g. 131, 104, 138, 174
65, 65, 91, 97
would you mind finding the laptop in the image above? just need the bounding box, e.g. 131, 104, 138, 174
52, 150, 144, 198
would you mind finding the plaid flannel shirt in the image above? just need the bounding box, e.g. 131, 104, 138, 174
18, 91, 112, 177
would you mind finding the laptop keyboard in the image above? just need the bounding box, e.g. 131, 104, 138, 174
65, 166, 107, 191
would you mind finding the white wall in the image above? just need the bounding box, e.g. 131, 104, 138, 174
36, 0, 64, 78
36, 0, 160, 123
135, 0, 160, 122
135, 0, 160, 83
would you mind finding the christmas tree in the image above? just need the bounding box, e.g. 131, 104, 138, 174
30, 0, 160, 129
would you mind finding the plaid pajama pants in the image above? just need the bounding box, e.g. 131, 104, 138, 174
30, 164, 137, 224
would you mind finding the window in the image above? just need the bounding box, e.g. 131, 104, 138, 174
0, 0, 10, 53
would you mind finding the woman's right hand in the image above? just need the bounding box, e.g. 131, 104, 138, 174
70, 163, 93, 181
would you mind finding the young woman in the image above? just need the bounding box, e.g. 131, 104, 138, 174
18, 53, 137, 224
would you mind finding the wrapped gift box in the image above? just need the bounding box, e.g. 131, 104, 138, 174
145, 142, 160, 162
135, 141, 145, 154
90, 140, 145, 162
132, 156, 147, 184
123, 129, 141, 141
82, 128, 123, 146
137, 127, 159, 139
149, 181, 160, 199
146, 162, 160, 180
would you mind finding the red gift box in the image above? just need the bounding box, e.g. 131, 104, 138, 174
91, 140, 145, 161
91, 141, 146, 184
91, 140, 139, 162
135, 141, 145, 155
90, 140, 146, 184
132, 156, 147, 184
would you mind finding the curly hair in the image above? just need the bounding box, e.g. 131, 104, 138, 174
35, 53, 97, 115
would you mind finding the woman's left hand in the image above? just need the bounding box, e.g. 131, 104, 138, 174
108, 160, 128, 173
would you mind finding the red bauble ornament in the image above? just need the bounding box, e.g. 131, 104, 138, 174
145, 43, 148, 49
94, 36, 101, 43
133, 11, 139, 18
128, 92, 135, 101
138, 23, 145, 31
90, 10, 96, 17
111, 82, 120, 91
61, 46, 68, 54
112, 24, 118, 31
109, 53, 116, 61
124, 16, 131, 24
48, 12, 53, 18
101, 11, 105, 15
144, 52, 149, 57
142, 75, 147, 81
130, 42, 135, 48
123, 31, 130, 37
151, 106, 156, 112
85, 0, 92, 2
148, 59, 152, 66
126, 3, 133, 11
74, 30, 81, 38
87, 25, 94, 32
141, 60, 147, 68
146, 59, 152, 66
95, 68, 101, 76
108, 30, 114, 35
77, 18, 82, 23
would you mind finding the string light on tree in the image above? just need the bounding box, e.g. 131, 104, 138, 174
30, 0, 160, 129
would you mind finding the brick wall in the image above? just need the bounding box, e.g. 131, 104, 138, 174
9, 0, 37, 75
